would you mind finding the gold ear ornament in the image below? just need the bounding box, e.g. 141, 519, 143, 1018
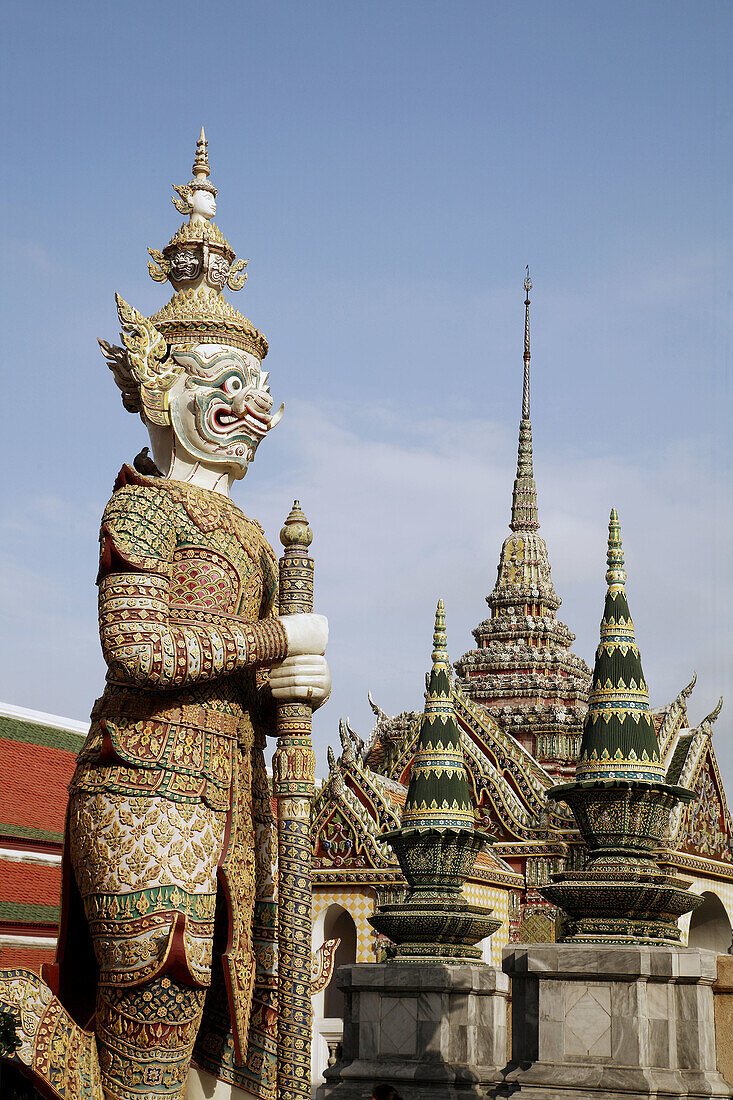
115, 294, 180, 427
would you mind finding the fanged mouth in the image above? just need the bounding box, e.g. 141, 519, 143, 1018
214, 409, 241, 429
206, 400, 268, 439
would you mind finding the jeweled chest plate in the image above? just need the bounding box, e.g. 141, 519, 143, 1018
170, 547, 241, 613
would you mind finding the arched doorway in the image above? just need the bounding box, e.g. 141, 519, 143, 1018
323, 905, 357, 1019
688, 891, 732, 954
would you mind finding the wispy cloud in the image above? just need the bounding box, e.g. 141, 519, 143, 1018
0, 403, 729, 788
245, 399, 733, 782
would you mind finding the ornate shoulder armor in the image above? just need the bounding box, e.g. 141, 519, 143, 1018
99, 469, 176, 579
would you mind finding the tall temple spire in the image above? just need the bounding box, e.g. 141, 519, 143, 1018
510, 268, 539, 532
369, 601, 500, 961
454, 270, 591, 777
542, 511, 699, 944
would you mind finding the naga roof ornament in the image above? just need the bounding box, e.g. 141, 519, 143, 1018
575, 510, 665, 782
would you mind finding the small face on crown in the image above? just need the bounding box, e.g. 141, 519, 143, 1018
168, 344, 281, 478
207, 254, 231, 289
169, 248, 202, 283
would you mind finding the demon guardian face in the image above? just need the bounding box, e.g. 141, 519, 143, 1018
168, 344, 282, 478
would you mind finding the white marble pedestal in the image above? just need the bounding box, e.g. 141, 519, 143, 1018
323, 963, 510, 1100
499, 943, 732, 1099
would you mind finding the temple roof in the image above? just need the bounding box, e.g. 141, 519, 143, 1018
0, 703, 85, 975
314, 658, 732, 884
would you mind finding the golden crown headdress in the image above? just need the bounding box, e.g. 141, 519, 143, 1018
145, 126, 266, 358
100, 129, 268, 426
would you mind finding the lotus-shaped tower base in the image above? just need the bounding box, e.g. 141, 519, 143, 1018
369, 826, 501, 962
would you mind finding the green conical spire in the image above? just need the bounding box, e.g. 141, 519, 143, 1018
576, 510, 664, 782
401, 601, 475, 830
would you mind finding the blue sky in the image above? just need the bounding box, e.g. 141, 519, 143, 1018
1, 1, 731, 782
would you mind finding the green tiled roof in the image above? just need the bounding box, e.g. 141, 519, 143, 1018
0, 715, 85, 753
0, 823, 65, 844
0, 901, 60, 924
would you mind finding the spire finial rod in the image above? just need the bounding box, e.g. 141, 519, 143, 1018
523, 265, 532, 421
509, 267, 539, 531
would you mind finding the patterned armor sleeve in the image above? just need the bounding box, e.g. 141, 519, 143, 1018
98, 482, 288, 690
253, 539, 281, 736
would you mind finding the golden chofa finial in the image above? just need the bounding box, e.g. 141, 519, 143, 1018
193, 126, 210, 181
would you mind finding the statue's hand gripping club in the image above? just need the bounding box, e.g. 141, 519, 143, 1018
270, 619, 331, 709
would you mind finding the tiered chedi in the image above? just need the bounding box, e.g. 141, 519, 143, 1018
454, 273, 591, 780
540, 510, 702, 944
369, 602, 501, 961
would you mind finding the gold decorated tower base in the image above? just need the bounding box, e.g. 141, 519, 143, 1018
541, 514, 702, 945
369, 603, 501, 963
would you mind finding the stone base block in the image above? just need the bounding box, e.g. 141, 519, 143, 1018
323, 963, 509, 1100
499, 943, 732, 1099
713, 955, 733, 1088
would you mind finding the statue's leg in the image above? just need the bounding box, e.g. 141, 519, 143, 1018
95, 976, 207, 1100
68, 790, 226, 1100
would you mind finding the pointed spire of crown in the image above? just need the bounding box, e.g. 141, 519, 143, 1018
171, 126, 217, 205
510, 268, 539, 532
192, 125, 210, 181
401, 602, 475, 831
576, 511, 664, 782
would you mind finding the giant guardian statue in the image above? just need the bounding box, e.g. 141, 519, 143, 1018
0, 130, 330, 1100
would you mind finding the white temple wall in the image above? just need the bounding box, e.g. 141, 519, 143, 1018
679, 874, 733, 952
462, 882, 512, 965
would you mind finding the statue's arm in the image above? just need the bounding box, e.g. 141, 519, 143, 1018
99, 570, 287, 689
97, 485, 288, 691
